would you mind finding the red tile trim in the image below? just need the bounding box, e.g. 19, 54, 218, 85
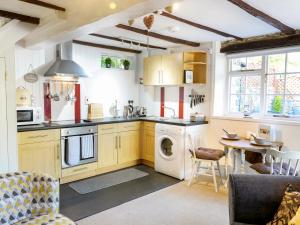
160, 87, 165, 117
44, 83, 51, 121
179, 86, 184, 119
75, 84, 81, 122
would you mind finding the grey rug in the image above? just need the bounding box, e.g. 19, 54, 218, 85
69, 168, 149, 194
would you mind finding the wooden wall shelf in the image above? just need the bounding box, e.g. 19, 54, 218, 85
183, 52, 207, 84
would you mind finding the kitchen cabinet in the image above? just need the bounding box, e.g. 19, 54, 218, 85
143, 53, 183, 86
183, 52, 207, 84
142, 122, 155, 165
18, 129, 61, 178
97, 122, 140, 168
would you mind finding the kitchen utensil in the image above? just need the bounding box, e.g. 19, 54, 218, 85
123, 106, 129, 118
222, 136, 240, 141
251, 134, 266, 145
52, 82, 60, 101
223, 129, 238, 139
66, 83, 71, 101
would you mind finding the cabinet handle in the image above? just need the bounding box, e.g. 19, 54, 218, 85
73, 167, 88, 172
56, 143, 60, 160
119, 136, 121, 148
115, 136, 118, 149
28, 134, 48, 139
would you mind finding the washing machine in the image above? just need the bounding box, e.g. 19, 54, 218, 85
155, 123, 186, 179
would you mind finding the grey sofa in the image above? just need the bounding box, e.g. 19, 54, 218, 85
229, 174, 300, 225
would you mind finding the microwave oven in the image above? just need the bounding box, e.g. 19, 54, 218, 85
17, 107, 43, 126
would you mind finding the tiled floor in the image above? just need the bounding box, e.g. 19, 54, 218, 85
60, 165, 180, 221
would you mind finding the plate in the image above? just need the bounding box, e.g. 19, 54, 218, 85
222, 136, 240, 141
250, 140, 272, 147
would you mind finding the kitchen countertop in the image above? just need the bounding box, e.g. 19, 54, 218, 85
17, 117, 208, 132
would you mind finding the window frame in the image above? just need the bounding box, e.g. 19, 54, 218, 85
227, 47, 300, 119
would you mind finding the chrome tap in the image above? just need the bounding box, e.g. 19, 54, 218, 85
162, 106, 176, 118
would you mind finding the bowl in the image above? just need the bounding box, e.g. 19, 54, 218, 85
226, 133, 238, 139
254, 136, 266, 145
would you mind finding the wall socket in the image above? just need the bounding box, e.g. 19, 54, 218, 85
84, 96, 89, 105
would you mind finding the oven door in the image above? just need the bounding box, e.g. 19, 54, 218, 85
17, 109, 34, 125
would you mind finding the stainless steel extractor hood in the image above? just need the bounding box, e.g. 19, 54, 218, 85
44, 41, 88, 78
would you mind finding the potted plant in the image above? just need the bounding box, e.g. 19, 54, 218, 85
122, 59, 130, 70
104, 57, 112, 68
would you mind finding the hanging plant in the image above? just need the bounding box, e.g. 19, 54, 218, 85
122, 59, 130, 70
104, 57, 112, 68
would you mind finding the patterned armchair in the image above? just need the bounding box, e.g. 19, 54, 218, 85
0, 172, 75, 225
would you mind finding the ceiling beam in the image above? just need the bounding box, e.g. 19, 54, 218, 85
19, 0, 66, 11
228, 0, 295, 35
0, 10, 39, 25
90, 33, 167, 50
221, 33, 300, 53
158, 11, 243, 40
116, 24, 200, 47
73, 40, 142, 54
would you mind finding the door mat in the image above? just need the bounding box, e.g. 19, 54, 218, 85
69, 168, 149, 194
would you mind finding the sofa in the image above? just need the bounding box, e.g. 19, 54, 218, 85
0, 172, 75, 225
229, 174, 300, 225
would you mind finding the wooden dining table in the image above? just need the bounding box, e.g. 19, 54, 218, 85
219, 138, 283, 175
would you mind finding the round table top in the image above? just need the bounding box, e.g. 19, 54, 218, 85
219, 138, 271, 153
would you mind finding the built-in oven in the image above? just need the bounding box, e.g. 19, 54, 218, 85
17, 107, 43, 126
61, 126, 98, 168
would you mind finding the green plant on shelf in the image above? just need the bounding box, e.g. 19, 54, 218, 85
122, 59, 130, 70
104, 57, 112, 68
272, 96, 283, 114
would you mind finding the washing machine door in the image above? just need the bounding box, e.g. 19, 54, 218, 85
159, 136, 176, 160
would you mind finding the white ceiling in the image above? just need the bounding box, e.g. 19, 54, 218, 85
76, 0, 300, 50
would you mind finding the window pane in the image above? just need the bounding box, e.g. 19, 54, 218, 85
230, 95, 244, 113
245, 76, 261, 94
230, 76, 245, 94
247, 56, 262, 70
268, 54, 286, 74
231, 56, 262, 71
287, 52, 300, 73
267, 74, 285, 94
266, 95, 284, 114
286, 74, 300, 95
285, 95, 300, 115
231, 58, 246, 71
245, 95, 260, 113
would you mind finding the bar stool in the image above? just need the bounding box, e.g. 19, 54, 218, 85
187, 134, 226, 192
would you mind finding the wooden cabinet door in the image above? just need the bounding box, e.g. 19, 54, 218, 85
118, 130, 140, 164
19, 141, 61, 178
142, 129, 155, 162
162, 53, 183, 85
98, 132, 118, 168
143, 55, 162, 85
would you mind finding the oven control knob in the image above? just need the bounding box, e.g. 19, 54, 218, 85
89, 129, 93, 132
66, 131, 70, 134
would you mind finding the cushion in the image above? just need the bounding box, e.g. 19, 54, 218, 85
250, 162, 298, 176
289, 206, 300, 225
267, 185, 300, 225
14, 213, 75, 225
191, 147, 225, 161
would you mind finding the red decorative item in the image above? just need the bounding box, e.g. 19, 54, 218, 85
179, 87, 184, 119
74, 84, 81, 122
44, 83, 51, 121
160, 87, 165, 117
143, 14, 154, 30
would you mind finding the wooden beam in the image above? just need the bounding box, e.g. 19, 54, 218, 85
228, 0, 295, 35
116, 24, 200, 47
73, 40, 142, 54
158, 11, 243, 40
90, 33, 167, 50
0, 10, 39, 25
221, 33, 300, 53
19, 0, 66, 11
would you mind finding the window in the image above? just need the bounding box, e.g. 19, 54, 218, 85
228, 50, 300, 117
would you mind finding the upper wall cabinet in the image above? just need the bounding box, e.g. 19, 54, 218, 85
143, 53, 183, 86
143, 52, 207, 86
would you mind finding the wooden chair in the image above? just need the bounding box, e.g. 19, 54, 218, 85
251, 149, 300, 176
187, 134, 226, 192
